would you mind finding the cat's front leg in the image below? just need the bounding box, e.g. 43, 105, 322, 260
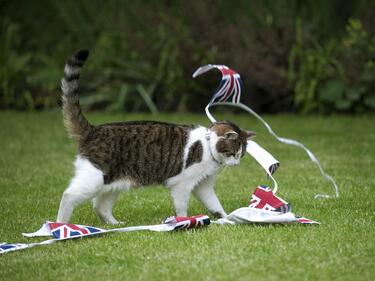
169, 184, 195, 217
193, 175, 227, 218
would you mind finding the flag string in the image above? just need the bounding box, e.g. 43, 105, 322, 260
195, 64, 339, 199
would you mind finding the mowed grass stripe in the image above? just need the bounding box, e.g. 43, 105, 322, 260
0, 111, 374, 281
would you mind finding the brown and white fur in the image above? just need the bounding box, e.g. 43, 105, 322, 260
57, 50, 255, 224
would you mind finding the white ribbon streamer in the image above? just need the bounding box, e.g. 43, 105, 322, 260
213, 208, 320, 225
206, 102, 339, 199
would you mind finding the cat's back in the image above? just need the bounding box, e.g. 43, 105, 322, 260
85, 120, 195, 147
79, 120, 199, 185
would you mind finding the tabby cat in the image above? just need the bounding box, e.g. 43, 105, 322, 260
57, 50, 255, 224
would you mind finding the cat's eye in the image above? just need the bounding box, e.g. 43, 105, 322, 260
224, 131, 238, 140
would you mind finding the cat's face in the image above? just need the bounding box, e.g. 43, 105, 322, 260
208, 121, 255, 166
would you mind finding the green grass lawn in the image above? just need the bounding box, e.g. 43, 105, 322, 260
0, 110, 374, 281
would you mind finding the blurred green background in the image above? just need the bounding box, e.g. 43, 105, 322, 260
1, 0, 374, 113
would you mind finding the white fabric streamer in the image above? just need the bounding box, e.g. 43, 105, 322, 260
206, 102, 339, 199
212, 208, 320, 225
246, 140, 280, 193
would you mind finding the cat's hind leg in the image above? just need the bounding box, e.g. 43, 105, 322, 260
92, 191, 121, 224
56, 156, 104, 223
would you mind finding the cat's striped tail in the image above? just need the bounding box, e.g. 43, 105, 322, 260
61, 49, 92, 141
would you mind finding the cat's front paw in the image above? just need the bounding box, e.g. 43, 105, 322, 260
105, 218, 124, 225
215, 218, 235, 225
213, 211, 227, 219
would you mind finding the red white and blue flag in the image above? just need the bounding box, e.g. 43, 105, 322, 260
249, 186, 318, 224
249, 185, 291, 213
193, 64, 243, 104
49, 222, 105, 239
223, 186, 320, 225
164, 215, 210, 230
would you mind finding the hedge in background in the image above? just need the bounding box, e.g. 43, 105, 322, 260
0, 0, 373, 113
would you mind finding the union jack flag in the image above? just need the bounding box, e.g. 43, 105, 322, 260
245, 186, 319, 224
48, 223, 106, 239
249, 186, 291, 213
193, 64, 243, 104
164, 215, 210, 230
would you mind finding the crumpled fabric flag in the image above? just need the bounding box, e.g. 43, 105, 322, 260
193, 64, 339, 198
0, 215, 210, 254
215, 186, 319, 225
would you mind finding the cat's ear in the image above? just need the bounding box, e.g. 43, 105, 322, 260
224, 131, 239, 140
242, 130, 256, 139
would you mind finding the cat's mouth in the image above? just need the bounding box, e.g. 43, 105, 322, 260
223, 150, 242, 166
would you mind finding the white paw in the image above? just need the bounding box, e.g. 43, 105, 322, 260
215, 218, 235, 225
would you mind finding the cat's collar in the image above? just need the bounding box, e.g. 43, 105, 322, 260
205, 130, 221, 165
